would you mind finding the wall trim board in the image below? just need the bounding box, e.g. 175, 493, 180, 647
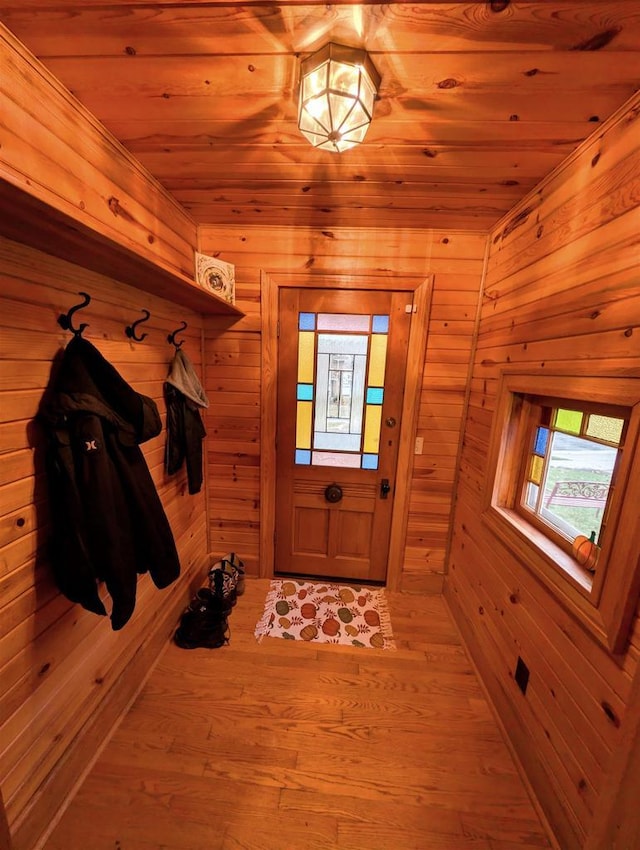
442, 233, 490, 576
259, 270, 278, 579
386, 276, 433, 592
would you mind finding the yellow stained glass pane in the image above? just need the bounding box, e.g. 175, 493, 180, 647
297, 331, 315, 383
586, 414, 624, 445
296, 401, 312, 449
363, 404, 382, 454
368, 334, 387, 387
529, 454, 543, 485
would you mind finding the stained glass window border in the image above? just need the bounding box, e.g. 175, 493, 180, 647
294, 311, 389, 469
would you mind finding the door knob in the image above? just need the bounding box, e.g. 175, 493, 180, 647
324, 484, 343, 503
380, 478, 391, 499
385, 417, 397, 428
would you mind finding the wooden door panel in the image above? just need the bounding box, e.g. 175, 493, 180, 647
275, 287, 411, 583
293, 507, 329, 555
334, 510, 373, 558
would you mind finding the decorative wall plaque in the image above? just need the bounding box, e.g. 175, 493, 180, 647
194, 252, 235, 304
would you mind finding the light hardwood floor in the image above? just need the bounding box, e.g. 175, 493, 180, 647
42, 579, 552, 850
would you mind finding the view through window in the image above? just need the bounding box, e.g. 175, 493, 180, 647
522, 406, 624, 551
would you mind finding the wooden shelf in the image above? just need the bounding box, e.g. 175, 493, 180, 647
0, 180, 243, 317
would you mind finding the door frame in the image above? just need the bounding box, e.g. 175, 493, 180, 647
260, 271, 433, 591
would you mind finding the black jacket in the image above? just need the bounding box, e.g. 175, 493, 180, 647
164, 349, 208, 495
164, 384, 206, 494
39, 336, 181, 630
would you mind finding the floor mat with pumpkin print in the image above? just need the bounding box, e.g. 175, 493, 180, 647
254, 579, 396, 650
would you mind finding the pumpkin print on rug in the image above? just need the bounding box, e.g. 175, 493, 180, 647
255, 579, 395, 650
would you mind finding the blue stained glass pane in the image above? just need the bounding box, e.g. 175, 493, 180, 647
299, 312, 315, 330
372, 315, 389, 334
297, 383, 313, 401
295, 449, 311, 465
534, 427, 549, 456
366, 387, 384, 405
362, 454, 379, 470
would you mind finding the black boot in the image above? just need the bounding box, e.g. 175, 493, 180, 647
174, 588, 229, 649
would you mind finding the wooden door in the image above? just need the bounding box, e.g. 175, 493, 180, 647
275, 288, 411, 583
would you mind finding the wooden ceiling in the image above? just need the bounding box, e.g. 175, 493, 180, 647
2, 1, 640, 232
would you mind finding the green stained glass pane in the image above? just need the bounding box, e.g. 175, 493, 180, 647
529, 454, 543, 485
554, 408, 583, 435
585, 414, 624, 446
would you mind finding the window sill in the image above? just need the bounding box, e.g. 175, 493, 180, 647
482, 369, 640, 654
483, 504, 608, 647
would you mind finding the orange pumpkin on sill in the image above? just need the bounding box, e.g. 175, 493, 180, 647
572, 531, 600, 572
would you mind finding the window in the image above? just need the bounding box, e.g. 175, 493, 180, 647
294, 311, 388, 469
484, 372, 640, 653
519, 401, 626, 573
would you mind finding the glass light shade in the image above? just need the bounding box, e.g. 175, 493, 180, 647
298, 43, 381, 153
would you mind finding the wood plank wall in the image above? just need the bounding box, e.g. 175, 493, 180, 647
0, 23, 196, 282
199, 226, 486, 593
444, 94, 640, 850
0, 236, 209, 850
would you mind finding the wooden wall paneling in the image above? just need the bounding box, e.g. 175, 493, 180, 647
448, 517, 604, 850
488, 96, 640, 282
452, 506, 623, 774
447, 501, 632, 850
0, 25, 194, 273
403, 266, 484, 586
445, 91, 640, 848
199, 226, 485, 591
5, 1, 640, 57
2, 3, 639, 232
445, 569, 576, 850
0, 788, 10, 850
203, 258, 262, 573
585, 660, 640, 850
0, 236, 209, 850
0, 25, 243, 318
4, 0, 638, 56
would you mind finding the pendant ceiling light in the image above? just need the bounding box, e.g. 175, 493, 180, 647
298, 42, 381, 154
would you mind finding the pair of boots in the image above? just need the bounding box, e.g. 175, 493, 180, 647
207, 552, 245, 607
173, 553, 245, 650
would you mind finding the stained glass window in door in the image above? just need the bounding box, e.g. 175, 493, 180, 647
294, 312, 389, 468
315, 334, 367, 452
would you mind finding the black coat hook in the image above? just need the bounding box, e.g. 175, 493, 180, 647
167, 321, 187, 349
125, 309, 151, 342
58, 291, 91, 337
